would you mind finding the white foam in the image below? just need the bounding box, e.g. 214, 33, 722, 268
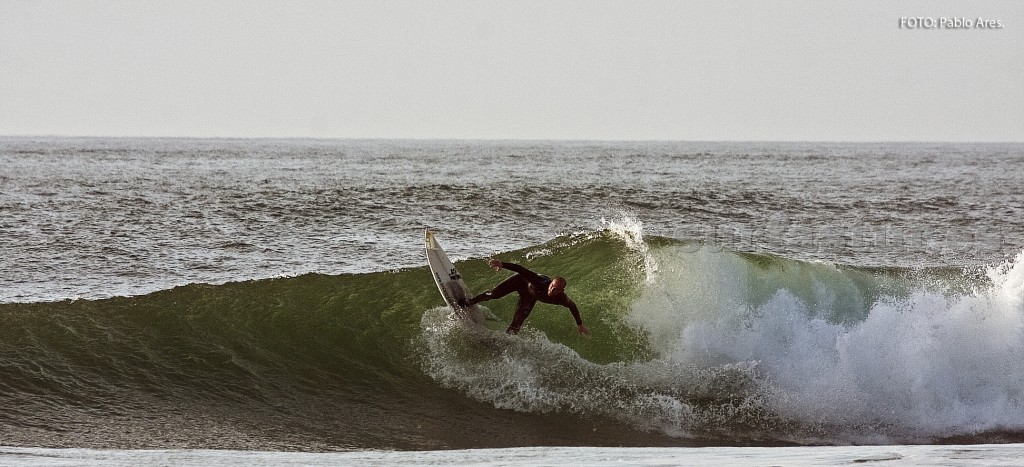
636, 247, 1024, 440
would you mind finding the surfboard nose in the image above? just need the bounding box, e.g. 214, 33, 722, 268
425, 229, 440, 250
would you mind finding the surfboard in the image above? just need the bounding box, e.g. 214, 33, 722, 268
424, 229, 485, 325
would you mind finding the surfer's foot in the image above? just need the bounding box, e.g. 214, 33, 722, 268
456, 297, 470, 308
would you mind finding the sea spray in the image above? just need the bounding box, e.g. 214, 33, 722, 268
601, 215, 659, 283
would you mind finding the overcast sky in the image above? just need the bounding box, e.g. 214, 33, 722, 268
1, 1, 1022, 141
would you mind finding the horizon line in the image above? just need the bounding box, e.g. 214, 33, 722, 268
2, 134, 1022, 145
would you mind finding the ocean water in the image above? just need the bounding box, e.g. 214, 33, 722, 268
1, 137, 1023, 462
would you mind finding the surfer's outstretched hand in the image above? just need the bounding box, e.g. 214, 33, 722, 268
487, 258, 503, 270
577, 324, 591, 336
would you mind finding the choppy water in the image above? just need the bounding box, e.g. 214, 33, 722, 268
0, 137, 1022, 452
2, 137, 1020, 303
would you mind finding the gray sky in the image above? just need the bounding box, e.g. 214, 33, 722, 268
2, 1, 1022, 141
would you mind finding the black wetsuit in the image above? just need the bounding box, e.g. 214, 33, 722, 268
468, 262, 583, 334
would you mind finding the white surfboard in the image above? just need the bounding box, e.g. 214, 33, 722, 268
425, 229, 485, 325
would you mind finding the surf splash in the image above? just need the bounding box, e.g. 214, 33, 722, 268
421, 222, 1024, 444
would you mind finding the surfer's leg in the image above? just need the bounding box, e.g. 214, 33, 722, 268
469, 274, 528, 305
505, 295, 536, 335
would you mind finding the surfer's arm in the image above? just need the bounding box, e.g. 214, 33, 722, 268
565, 299, 590, 336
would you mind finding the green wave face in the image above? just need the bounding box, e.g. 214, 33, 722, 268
0, 231, 654, 449
1, 230, 1021, 448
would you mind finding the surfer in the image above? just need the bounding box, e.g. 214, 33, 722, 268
468, 259, 591, 336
